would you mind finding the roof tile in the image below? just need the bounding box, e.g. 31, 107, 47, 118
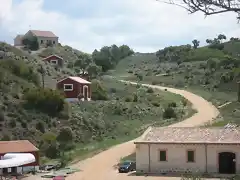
0, 140, 39, 154
137, 127, 240, 144
30, 30, 58, 38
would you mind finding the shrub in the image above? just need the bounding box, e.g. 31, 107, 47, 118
133, 93, 138, 102
0, 111, 5, 122
163, 107, 177, 119
57, 126, 74, 143
91, 79, 108, 100
23, 88, 65, 116
0, 59, 40, 85
22, 36, 39, 51
125, 96, 132, 102
9, 119, 16, 128
147, 87, 154, 93
45, 143, 60, 159
36, 122, 45, 133
168, 102, 177, 107
152, 101, 160, 107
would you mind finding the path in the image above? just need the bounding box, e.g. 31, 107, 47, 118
66, 81, 220, 180
218, 102, 232, 109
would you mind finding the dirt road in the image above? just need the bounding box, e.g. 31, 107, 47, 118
66, 81, 220, 180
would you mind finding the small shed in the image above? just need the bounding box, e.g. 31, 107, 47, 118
42, 55, 63, 67
56, 76, 91, 102
0, 140, 39, 174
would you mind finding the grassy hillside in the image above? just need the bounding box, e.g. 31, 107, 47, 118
0, 42, 192, 164
111, 38, 240, 126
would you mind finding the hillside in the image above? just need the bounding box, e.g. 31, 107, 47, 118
111, 36, 240, 126
0, 42, 192, 164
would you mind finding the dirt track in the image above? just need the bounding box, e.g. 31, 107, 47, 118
66, 81, 220, 180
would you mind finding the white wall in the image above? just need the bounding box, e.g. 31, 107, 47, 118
136, 143, 240, 174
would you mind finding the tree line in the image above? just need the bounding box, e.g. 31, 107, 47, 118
71, 44, 134, 78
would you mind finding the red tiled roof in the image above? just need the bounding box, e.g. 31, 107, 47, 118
30, 30, 58, 38
43, 55, 63, 60
0, 140, 39, 154
135, 127, 240, 144
57, 76, 91, 84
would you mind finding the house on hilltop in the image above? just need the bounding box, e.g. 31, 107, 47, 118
14, 30, 58, 48
56, 76, 91, 102
135, 127, 240, 175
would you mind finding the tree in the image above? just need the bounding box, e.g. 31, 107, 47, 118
206, 39, 213, 44
156, 0, 240, 19
57, 126, 74, 143
22, 36, 39, 51
218, 34, 227, 42
92, 44, 134, 72
192, 39, 200, 49
86, 63, 101, 79
91, 79, 108, 100
74, 53, 92, 75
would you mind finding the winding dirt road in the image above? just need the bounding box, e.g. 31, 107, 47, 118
66, 81, 220, 180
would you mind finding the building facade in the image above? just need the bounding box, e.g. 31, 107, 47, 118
14, 30, 58, 47
135, 127, 240, 175
56, 76, 91, 102
0, 140, 39, 174
42, 55, 63, 67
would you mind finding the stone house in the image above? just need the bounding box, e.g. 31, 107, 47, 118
135, 127, 240, 175
14, 30, 58, 47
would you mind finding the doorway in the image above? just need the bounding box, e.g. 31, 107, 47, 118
83, 86, 88, 100
218, 152, 236, 174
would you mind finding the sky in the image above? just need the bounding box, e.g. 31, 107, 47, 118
0, 0, 240, 53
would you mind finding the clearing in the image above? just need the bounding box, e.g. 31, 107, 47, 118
65, 81, 219, 180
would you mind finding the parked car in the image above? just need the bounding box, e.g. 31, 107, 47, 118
118, 161, 136, 173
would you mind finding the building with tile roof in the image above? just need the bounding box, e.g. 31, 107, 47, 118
134, 127, 240, 175
14, 30, 58, 48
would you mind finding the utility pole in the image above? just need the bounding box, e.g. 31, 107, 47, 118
40, 65, 45, 88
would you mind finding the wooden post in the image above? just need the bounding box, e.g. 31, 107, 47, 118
238, 81, 240, 102
40, 65, 45, 88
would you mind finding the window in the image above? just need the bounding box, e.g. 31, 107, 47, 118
53, 41, 55, 44
50, 60, 58, 64
41, 40, 43, 44
159, 150, 167, 161
187, 150, 195, 162
64, 84, 73, 91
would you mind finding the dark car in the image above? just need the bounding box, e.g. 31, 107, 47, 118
118, 161, 136, 173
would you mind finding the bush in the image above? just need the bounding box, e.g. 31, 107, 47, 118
152, 101, 160, 107
36, 122, 45, 133
57, 126, 74, 143
125, 96, 132, 102
0, 59, 40, 85
9, 119, 16, 128
168, 102, 177, 107
22, 36, 39, 51
0, 111, 5, 122
133, 93, 138, 102
163, 107, 177, 119
23, 88, 65, 116
147, 87, 154, 93
45, 143, 60, 159
91, 79, 108, 100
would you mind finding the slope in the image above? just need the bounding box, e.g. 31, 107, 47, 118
112, 38, 240, 126
67, 81, 219, 180
0, 42, 193, 164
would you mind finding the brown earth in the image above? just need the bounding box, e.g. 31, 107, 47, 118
66, 81, 220, 180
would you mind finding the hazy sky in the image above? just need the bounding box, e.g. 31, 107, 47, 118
0, 0, 239, 53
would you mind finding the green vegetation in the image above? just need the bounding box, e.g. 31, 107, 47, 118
111, 34, 240, 126
0, 42, 191, 165
22, 36, 39, 51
